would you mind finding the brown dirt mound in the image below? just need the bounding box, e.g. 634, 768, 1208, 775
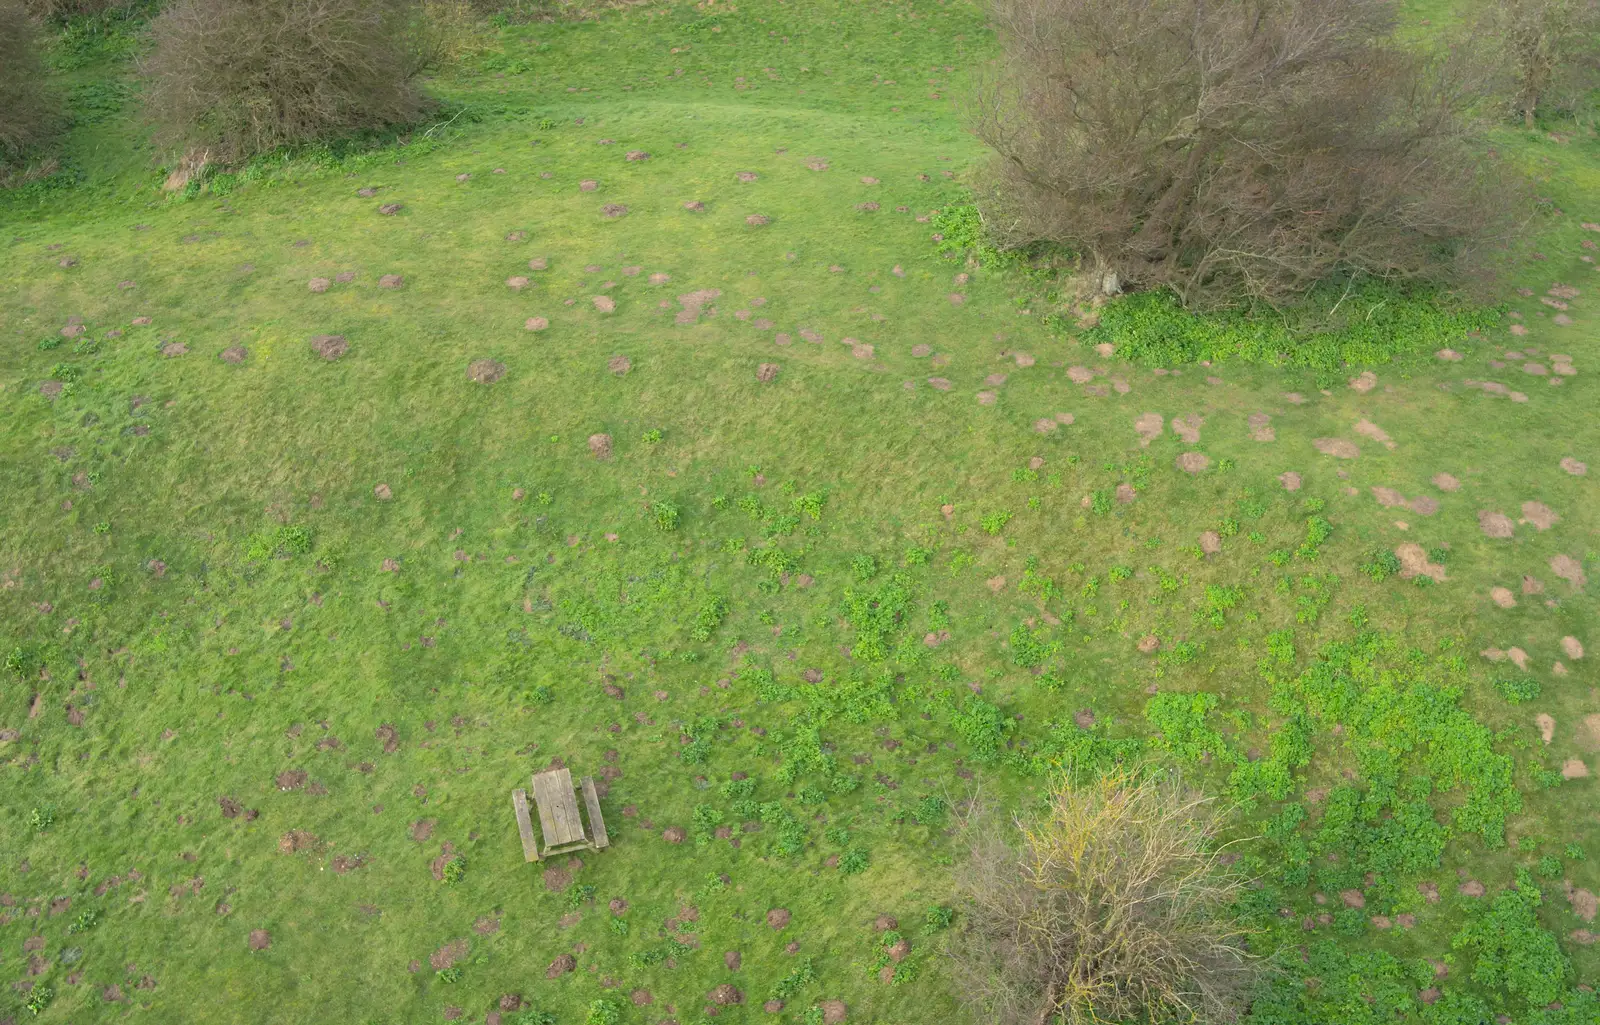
378, 274, 404, 289
1133, 412, 1163, 445
588, 434, 613, 460
310, 335, 347, 361
379, 203, 402, 215
710, 984, 744, 1005
277, 830, 318, 854
543, 867, 571, 892
1313, 438, 1359, 459
1352, 419, 1394, 449
1115, 483, 1136, 503
1175, 452, 1211, 474
1199, 531, 1222, 554
580, 180, 598, 191
1477, 510, 1515, 539
1561, 636, 1584, 659
765, 1000, 786, 1013
631, 988, 653, 1005
1395, 544, 1446, 582
1551, 554, 1586, 590
766, 907, 791, 929
525, 317, 549, 332
1568, 883, 1598, 922
608, 355, 632, 375
376, 724, 399, 753
821, 1000, 848, 1023
1248, 413, 1275, 442
1348, 370, 1377, 393
248, 929, 270, 950
1170, 414, 1203, 443
1560, 457, 1587, 476
927, 377, 952, 391
474, 915, 501, 935
411, 819, 435, 842
757, 363, 780, 382
276, 769, 307, 791
546, 953, 577, 978
663, 826, 686, 843
1279, 471, 1302, 491
1489, 587, 1516, 608
1138, 635, 1160, 653
218, 346, 248, 364
1563, 758, 1590, 779
162, 342, 189, 358
308, 277, 331, 293
1521, 501, 1559, 530
468, 359, 506, 384
746, 214, 771, 226
807, 157, 829, 170
602, 204, 628, 218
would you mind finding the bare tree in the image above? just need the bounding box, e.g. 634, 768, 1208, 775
972, 0, 1519, 310
0, 0, 60, 169
141, 0, 442, 165
947, 770, 1256, 1025
1482, 0, 1600, 128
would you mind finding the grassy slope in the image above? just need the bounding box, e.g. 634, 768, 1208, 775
1, 1, 1597, 1023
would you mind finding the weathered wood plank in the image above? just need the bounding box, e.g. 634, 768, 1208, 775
533, 768, 585, 846
512, 788, 539, 862
554, 768, 584, 844
581, 776, 609, 849
531, 772, 562, 847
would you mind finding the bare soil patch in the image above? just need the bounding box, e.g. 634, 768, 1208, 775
220, 346, 247, 364
1170, 414, 1203, 443
1175, 452, 1211, 474
468, 359, 506, 384
1313, 438, 1359, 459
1477, 510, 1515, 539
1248, 413, 1275, 442
1521, 501, 1559, 530
608, 356, 631, 375
1133, 413, 1163, 446
1395, 544, 1446, 582
310, 335, 347, 361
1560, 457, 1587, 475
766, 908, 791, 929
1432, 473, 1461, 491
757, 363, 780, 382
1551, 554, 1586, 589
248, 929, 270, 951
588, 434, 613, 460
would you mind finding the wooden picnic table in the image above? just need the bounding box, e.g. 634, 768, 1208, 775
511, 766, 610, 862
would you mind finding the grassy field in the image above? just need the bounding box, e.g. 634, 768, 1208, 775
1, 1, 1598, 1023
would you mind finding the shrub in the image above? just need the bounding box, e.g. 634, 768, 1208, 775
0, 0, 61, 167
949, 770, 1257, 1025
1481, 0, 1600, 127
973, 0, 1518, 310
141, 0, 440, 163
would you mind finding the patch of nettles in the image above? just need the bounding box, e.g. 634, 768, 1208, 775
930, 203, 1504, 373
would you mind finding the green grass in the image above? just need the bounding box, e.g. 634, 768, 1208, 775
1, 1, 1598, 1023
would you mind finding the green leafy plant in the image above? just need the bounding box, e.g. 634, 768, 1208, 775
1494, 675, 1540, 704
979, 510, 1012, 536
437, 964, 463, 983
651, 500, 681, 531
1452, 870, 1569, 1007
584, 999, 620, 1025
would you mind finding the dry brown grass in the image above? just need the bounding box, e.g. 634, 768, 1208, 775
141, 0, 442, 162
948, 768, 1257, 1025
972, 0, 1520, 310
0, 0, 60, 166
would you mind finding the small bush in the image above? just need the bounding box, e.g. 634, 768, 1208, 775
950, 770, 1256, 1025
141, 0, 441, 163
975, 0, 1519, 311
1, 0, 61, 167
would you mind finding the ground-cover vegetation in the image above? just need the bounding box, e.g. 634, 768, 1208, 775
0, 0, 1597, 1023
